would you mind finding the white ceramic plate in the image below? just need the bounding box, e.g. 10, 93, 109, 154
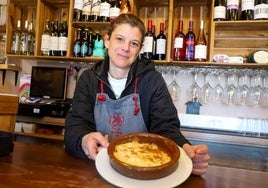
95, 146, 193, 188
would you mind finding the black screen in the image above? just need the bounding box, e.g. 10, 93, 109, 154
29, 66, 67, 100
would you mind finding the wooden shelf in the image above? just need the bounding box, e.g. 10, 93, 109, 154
15, 132, 64, 141
0, 63, 21, 86
16, 115, 65, 126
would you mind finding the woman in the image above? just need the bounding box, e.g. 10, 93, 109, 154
65, 13, 210, 176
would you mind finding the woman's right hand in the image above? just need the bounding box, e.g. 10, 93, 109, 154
81, 132, 109, 160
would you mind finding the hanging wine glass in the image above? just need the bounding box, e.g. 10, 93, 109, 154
201, 69, 214, 104
168, 67, 181, 101
188, 68, 201, 102
246, 70, 262, 106
259, 70, 268, 107
233, 71, 249, 105
221, 70, 237, 105
214, 70, 224, 102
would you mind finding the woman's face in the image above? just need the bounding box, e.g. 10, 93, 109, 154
104, 23, 142, 69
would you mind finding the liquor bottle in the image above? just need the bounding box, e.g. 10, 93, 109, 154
58, 21, 68, 56
173, 20, 186, 61
27, 22, 35, 55
99, 0, 111, 22
109, 0, 120, 21
40, 20, 51, 56
82, 0, 92, 22
151, 24, 156, 59
92, 32, 105, 57
143, 20, 154, 60
90, 0, 101, 22
214, 0, 226, 21
254, 0, 268, 20
194, 20, 207, 62
226, 0, 239, 20
81, 28, 89, 57
49, 21, 59, 56
120, 0, 131, 14
73, 0, 83, 21
155, 23, 166, 60
185, 21, 195, 61
88, 31, 94, 56
20, 20, 29, 55
73, 28, 82, 57
241, 0, 254, 20
11, 20, 21, 55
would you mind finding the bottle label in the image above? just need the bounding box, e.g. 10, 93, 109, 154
91, 0, 100, 16
227, 0, 239, 6
214, 6, 226, 19
81, 43, 88, 56
254, 4, 268, 19
194, 44, 207, 59
185, 38, 195, 60
50, 36, 59, 50
82, 0, 92, 15
174, 37, 183, 48
241, 0, 254, 11
74, 43, 81, 55
143, 36, 154, 53
58, 36, 68, 51
100, 2, 111, 17
110, 7, 120, 19
74, 0, 83, 10
41, 34, 51, 51
156, 38, 166, 54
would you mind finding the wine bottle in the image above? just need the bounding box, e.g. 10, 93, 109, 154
27, 22, 35, 55
40, 20, 51, 56
73, 0, 83, 21
185, 21, 195, 61
90, 0, 101, 22
81, 28, 89, 57
58, 21, 68, 56
99, 0, 111, 22
226, 0, 239, 20
155, 23, 166, 60
143, 20, 154, 60
120, 0, 131, 14
109, 0, 120, 21
11, 20, 21, 55
254, 0, 268, 20
88, 31, 94, 56
173, 20, 186, 61
73, 28, 82, 57
241, 0, 254, 20
20, 20, 29, 55
49, 21, 59, 56
194, 20, 207, 62
151, 24, 156, 59
214, 0, 226, 21
82, 0, 92, 22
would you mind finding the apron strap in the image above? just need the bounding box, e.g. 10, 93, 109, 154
133, 77, 140, 115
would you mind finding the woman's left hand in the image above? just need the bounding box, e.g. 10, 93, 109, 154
182, 143, 210, 176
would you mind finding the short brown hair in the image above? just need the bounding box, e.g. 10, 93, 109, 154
106, 14, 145, 44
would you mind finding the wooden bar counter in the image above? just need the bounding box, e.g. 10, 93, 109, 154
0, 142, 267, 188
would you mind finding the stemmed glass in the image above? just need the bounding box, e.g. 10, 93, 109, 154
214, 71, 224, 102
260, 70, 268, 107
221, 70, 237, 105
188, 68, 201, 102
246, 71, 262, 106
168, 67, 181, 101
201, 70, 214, 104
233, 71, 249, 105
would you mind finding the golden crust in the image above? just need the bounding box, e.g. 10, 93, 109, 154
113, 140, 171, 167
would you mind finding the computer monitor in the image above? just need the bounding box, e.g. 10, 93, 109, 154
29, 66, 67, 100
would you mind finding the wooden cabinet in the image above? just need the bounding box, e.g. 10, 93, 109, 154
3, 0, 268, 67
15, 115, 65, 141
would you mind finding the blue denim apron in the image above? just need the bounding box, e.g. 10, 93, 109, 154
94, 77, 147, 141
